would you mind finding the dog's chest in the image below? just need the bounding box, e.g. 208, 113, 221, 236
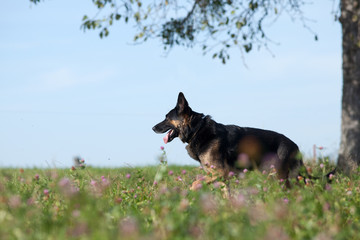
185, 145, 200, 161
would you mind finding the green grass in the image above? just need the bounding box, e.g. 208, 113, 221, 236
0, 153, 359, 239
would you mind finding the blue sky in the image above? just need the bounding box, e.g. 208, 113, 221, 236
0, 1, 341, 168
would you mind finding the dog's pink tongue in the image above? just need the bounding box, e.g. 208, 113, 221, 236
163, 132, 170, 144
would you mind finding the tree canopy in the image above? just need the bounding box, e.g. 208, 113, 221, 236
31, 0, 317, 63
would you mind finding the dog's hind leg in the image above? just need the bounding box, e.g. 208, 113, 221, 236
190, 175, 231, 198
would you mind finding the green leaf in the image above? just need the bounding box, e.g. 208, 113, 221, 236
236, 21, 244, 29
115, 14, 121, 20
244, 43, 252, 52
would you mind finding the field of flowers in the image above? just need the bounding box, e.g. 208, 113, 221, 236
1, 149, 360, 240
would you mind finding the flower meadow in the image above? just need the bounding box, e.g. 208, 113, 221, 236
1, 150, 360, 239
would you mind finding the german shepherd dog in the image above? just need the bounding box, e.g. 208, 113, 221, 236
153, 92, 334, 193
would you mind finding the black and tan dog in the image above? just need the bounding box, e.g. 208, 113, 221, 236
153, 92, 333, 192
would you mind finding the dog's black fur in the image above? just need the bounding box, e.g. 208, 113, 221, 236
153, 92, 334, 190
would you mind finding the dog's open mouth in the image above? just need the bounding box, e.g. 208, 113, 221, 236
163, 129, 178, 144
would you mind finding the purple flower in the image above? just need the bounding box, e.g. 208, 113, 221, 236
43, 189, 50, 196
228, 171, 235, 177
126, 174, 131, 179
90, 180, 97, 186
329, 174, 334, 180
153, 180, 158, 186
181, 170, 187, 175
34, 174, 39, 180
168, 170, 173, 176
210, 165, 215, 169
160, 146, 165, 150
243, 169, 248, 173
320, 163, 324, 169
283, 198, 289, 204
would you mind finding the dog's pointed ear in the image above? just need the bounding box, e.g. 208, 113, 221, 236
176, 92, 189, 114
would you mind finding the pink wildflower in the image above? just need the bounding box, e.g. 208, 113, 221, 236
34, 174, 39, 180
72, 210, 81, 218
126, 174, 131, 179
181, 169, 187, 175
119, 217, 139, 238
90, 180, 97, 186
329, 174, 334, 180
193, 183, 203, 190
320, 163, 324, 169
160, 146, 164, 150
58, 178, 70, 187
283, 198, 289, 204
213, 182, 222, 189
243, 169, 248, 173
153, 180, 158, 186
27, 197, 34, 206
43, 189, 50, 196
228, 171, 235, 177
168, 170, 173, 176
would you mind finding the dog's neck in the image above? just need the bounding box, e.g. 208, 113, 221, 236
185, 113, 207, 144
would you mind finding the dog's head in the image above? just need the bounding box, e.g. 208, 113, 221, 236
152, 92, 193, 144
